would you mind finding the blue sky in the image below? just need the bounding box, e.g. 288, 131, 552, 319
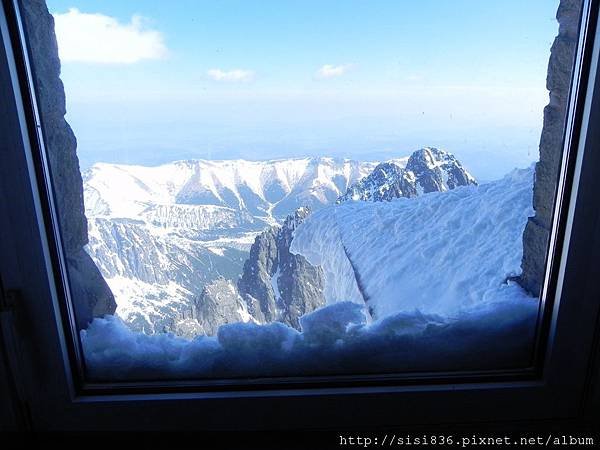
47, 0, 560, 180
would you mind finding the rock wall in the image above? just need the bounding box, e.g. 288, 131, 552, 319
519, 0, 583, 296
20, 0, 116, 329
238, 207, 326, 329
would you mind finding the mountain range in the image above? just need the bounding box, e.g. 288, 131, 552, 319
83, 148, 475, 336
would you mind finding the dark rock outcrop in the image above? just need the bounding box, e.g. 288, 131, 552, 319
338, 147, 476, 203
192, 277, 250, 336
275, 209, 326, 329
237, 226, 280, 323
21, 0, 116, 329
519, 0, 583, 296
175, 208, 326, 335
238, 207, 326, 329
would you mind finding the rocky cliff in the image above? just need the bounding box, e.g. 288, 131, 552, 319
21, 0, 116, 330
237, 207, 325, 330
184, 208, 325, 335
191, 277, 251, 336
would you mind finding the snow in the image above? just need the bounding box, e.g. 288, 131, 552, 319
84, 157, 377, 222
202, 232, 261, 249
81, 165, 540, 380
271, 267, 281, 302
83, 162, 195, 218
82, 299, 537, 380
387, 156, 410, 168
290, 166, 535, 319
142, 204, 255, 230
107, 275, 192, 333
289, 208, 364, 307
236, 301, 254, 324
207, 247, 226, 256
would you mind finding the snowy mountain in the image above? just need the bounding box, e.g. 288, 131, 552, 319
83, 150, 478, 336
338, 147, 476, 203
84, 157, 377, 222
83, 166, 537, 380
85, 217, 248, 334
83, 157, 377, 334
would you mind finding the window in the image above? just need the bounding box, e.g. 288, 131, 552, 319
1, 0, 600, 435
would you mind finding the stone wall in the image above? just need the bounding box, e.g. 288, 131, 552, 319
519, 0, 583, 296
20, 0, 116, 329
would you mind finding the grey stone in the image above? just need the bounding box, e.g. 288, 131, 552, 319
275, 209, 325, 329
237, 226, 280, 322
405, 147, 476, 193
192, 277, 247, 336
519, 0, 582, 296
21, 0, 116, 329
238, 207, 326, 330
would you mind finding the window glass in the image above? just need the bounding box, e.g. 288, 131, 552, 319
24, 0, 581, 380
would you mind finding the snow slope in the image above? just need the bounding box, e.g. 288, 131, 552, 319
291, 166, 535, 318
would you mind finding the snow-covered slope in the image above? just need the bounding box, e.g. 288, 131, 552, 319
291, 166, 534, 318
85, 218, 249, 334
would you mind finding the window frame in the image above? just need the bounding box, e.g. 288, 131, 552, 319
1, 0, 600, 431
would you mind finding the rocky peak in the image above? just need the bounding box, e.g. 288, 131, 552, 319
282, 206, 311, 230
338, 147, 476, 203
237, 207, 325, 329
337, 161, 416, 203
406, 147, 476, 194
192, 277, 251, 336
237, 226, 280, 322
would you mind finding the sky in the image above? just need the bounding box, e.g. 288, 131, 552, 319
46, 0, 560, 180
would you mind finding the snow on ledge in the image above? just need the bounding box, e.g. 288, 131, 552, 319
82, 298, 537, 380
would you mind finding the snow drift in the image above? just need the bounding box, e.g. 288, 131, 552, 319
83, 299, 537, 380
82, 167, 539, 380
290, 166, 535, 319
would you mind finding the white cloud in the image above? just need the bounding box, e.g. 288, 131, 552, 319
52, 8, 167, 64
316, 64, 352, 79
207, 69, 255, 82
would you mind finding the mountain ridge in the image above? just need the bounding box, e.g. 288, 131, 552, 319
84, 156, 379, 222
82, 149, 476, 337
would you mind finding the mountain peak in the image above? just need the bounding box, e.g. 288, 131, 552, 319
338, 147, 476, 203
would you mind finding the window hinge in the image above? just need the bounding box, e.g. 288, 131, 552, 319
0, 288, 33, 430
